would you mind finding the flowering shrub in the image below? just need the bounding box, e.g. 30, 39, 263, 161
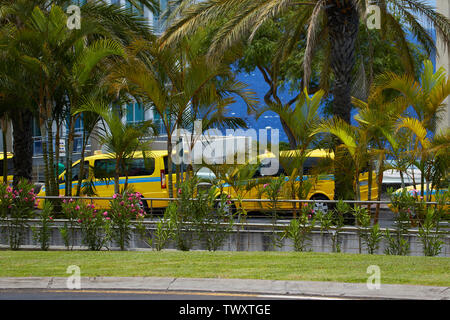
0, 180, 38, 250
109, 192, 146, 250
60, 197, 81, 250
76, 201, 110, 251
61, 198, 109, 250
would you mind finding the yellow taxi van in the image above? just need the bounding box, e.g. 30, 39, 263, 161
213, 149, 378, 213
0, 152, 14, 184
37, 148, 378, 215
37, 150, 180, 210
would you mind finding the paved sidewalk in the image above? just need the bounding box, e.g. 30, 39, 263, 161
0, 277, 448, 300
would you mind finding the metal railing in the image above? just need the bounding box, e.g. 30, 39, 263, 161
35, 195, 449, 221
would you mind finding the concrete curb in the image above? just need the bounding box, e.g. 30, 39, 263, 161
0, 277, 448, 300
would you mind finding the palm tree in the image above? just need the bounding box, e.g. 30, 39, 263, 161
4, 5, 126, 198
108, 37, 257, 197
257, 87, 324, 205
351, 93, 404, 221
314, 117, 374, 201
372, 60, 450, 199
75, 99, 157, 194
160, 0, 450, 124
0, 0, 158, 187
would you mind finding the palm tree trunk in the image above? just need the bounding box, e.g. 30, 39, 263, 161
326, 0, 359, 123
11, 110, 34, 185
76, 134, 88, 196
40, 121, 50, 194
115, 156, 121, 194
65, 116, 76, 197
47, 118, 57, 196
374, 154, 384, 224
167, 139, 174, 198
1, 118, 8, 183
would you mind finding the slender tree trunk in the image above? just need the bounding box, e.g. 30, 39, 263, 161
1, 118, 8, 183
374, 154, 384, 224
367, 161, 373, 213
76, 134, 88, 196
46, 117, 57, 196
280, 118, 297, 150
65, 116, 76, 196
11, 110, 34, 185
55, 118, 61, 179
167, 138, 174, 198
115, 156, 121, 194
40, 120, 50, 194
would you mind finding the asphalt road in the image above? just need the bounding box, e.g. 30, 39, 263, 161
0, 289, 347, 300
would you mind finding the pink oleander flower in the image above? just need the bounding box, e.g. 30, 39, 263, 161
227, 194, 231, 199
113, 194, 118, 199
75, 205, 80, 211
178, 189, 182, 194
105, 217, 110, 221
263, 183, 269, 188
120, 201, 124, 206
103, 211, 108, 216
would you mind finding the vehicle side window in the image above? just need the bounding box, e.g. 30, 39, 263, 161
125, 158, 155, 176
94, 158, 156, 178
163, 156, 186, 174
303, 157, 320, 175
72, 161, 90, 181
254, 158, 284, 178
94, 159, 115, 179
0, 159, 14, 175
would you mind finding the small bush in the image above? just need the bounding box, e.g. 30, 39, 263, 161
31, 201, 54, 251
109, 192, 146, 250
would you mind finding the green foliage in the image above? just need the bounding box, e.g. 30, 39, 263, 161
31, 201, 54, 251
418, 208, 444, 257
284, 204, 316, 252
259, 174, 287, 249
385, 188, 412, 255
2, 180, 37, 250
109, 192, 146, 250
315, 203, 344, 253
61, 199, 110, 251
137, 207, 175, 251
366, 223, 384, 255
60, 197, 81, 250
